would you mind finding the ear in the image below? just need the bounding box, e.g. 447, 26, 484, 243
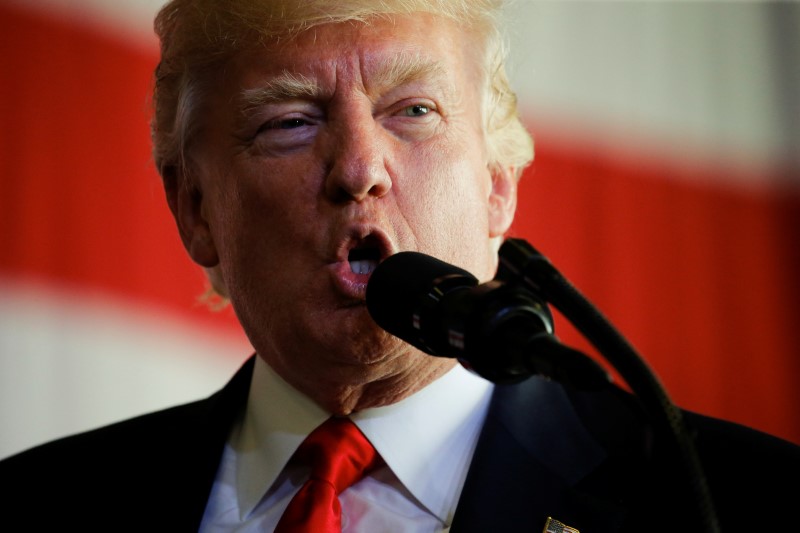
487, 164, 518, 238
162, 166, 220, 268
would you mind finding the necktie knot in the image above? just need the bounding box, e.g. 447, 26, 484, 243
275, 417, 379, 532
295, 417, 378, 493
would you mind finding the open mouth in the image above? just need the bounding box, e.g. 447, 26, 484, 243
348, 241, 381, 275
332, 229, 392, 299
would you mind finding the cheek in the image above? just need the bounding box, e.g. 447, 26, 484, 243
209, 162, 311, 282
393, 140, 493, 271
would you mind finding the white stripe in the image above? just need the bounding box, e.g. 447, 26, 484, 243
0, 279, 250, 460
503, 2, 799, 177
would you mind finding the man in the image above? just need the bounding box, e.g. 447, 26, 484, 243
2, 1, 799, 531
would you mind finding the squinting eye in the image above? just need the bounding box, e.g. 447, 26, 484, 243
403, 104, 430, 117
272, 118, 307, 129
257, 117, 310, 135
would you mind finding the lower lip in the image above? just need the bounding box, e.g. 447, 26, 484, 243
329, 261, 371, 300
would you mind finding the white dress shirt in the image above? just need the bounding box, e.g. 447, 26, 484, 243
199, 356, 494, 532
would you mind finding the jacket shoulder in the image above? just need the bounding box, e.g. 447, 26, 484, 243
0, 356, 254, 530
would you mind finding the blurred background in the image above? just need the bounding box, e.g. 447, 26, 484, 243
2, 0, 798, 459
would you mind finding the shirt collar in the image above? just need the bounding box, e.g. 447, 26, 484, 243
233, 355, 494, 523
351, 362, 494, 523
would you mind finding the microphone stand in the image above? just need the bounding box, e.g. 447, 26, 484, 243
497, 238, 720, 533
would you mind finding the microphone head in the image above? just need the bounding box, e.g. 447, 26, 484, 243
367, 250, 576, 386
366, 251, 478, 353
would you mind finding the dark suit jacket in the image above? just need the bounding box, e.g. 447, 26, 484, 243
2, 355, 799, 531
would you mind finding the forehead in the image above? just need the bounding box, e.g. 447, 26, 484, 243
230, 13, 480, 94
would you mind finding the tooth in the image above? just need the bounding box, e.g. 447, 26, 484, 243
349, 260, 377, 275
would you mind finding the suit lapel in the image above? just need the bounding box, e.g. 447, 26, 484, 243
451, 376, 631, 532
169, 355, 256, 529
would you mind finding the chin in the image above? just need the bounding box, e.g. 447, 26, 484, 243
341, 328, 413, 366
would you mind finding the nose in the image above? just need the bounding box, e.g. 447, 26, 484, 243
324, 114, 392, 203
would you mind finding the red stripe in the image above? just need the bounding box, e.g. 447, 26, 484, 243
0, 3, 243, 336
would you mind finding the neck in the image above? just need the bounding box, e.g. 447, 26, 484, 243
262, 352, 457, 415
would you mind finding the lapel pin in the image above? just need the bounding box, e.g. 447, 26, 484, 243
543, 516, 581, 533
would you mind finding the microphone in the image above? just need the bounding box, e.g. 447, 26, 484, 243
366, 251, 608, 387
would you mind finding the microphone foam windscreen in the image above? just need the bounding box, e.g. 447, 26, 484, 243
365, 251, 476, 341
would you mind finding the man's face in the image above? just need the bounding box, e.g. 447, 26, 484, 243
173, 13, 517, 404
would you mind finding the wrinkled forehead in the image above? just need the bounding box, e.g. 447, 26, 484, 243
227, 15, 471, 94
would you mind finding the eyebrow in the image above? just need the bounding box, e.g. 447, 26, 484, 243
238, 53, 448, 112
367, 53, 448, 93
240, 71, 321, 112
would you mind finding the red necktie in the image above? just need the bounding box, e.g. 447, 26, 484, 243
275, 417, 379, 533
